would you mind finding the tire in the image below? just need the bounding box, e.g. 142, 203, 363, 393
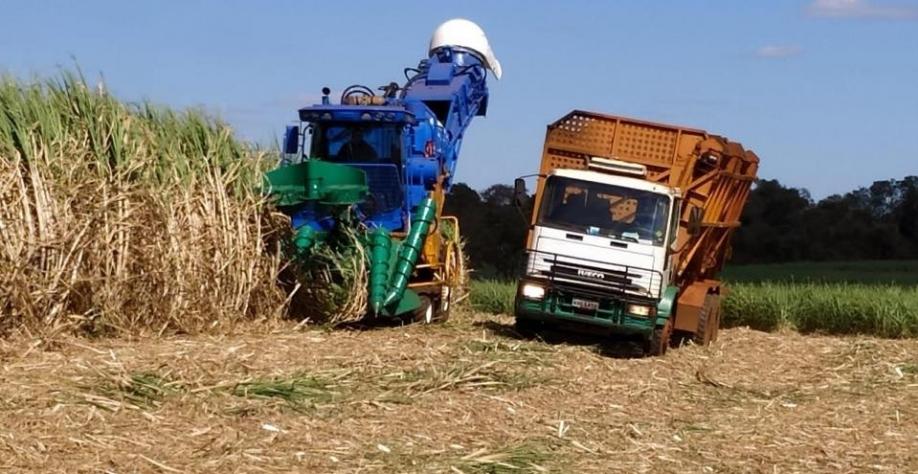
434, 286, 452, 323
428, 225, 463, 325
514, 317, 539, 337
411, 296, 436, 324
709, 295, 721, 343
645, 318, 673, 357
693, 294, 720, 345
412, 294, 450, 325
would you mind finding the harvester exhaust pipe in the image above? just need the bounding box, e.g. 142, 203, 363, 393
429, 19, 502, 80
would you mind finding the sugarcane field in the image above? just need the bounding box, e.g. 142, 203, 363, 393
2, 3, 917, 473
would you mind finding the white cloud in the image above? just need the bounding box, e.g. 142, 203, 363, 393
755, 45, 803, 59
808, 0, 918, 20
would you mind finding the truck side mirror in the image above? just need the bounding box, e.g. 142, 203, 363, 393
513, 178, 527, 208
283, 125, 300, 155
688, 206, 703, 236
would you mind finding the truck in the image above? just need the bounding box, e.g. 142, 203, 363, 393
513, 110, 759, 355
265, 19, 501, 321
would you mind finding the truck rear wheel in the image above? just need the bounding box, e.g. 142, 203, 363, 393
693, 294, 721, 345
645, 319, 673, 357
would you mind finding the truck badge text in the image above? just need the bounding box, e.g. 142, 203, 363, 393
577, 269, 605, 279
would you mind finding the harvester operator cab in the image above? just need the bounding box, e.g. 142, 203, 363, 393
311, 123, 402, 164
333, 128, 378, 162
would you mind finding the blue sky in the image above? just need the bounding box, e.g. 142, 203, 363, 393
2, 0, 916, 198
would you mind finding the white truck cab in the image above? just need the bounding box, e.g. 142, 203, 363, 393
515, 157, 682, 344
527, 164, 680, 297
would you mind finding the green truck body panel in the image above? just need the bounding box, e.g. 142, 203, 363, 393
656, 286, 678, 326
514, 282, 680, 339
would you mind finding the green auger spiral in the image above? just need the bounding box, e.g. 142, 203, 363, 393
293, 225, 323, 257
367, 228, 392, 315
383, 197, 437, 308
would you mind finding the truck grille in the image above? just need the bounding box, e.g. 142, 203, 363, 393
524, 250, 663, 300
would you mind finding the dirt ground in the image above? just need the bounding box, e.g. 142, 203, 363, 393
1, 311, 916, 473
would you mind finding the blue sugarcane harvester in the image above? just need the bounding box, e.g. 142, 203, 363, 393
265, 19, 501, 321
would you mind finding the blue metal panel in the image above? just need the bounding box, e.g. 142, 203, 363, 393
426, 62, 455, 85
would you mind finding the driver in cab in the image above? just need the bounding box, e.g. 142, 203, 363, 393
335, 128, 378, 161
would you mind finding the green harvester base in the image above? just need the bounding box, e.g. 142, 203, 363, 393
265, 160, 436, 317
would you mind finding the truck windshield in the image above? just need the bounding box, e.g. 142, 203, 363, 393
538, 176, 671, 246
310, 123, 402, 163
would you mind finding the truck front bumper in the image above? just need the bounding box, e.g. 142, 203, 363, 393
514, 279, 657, 337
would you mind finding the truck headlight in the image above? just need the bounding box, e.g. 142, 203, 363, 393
521, 283, 545, 300
626, 304, 655, 317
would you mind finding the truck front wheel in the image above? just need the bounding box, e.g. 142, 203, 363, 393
645, 319, 673, 357
513, 317, 540, 338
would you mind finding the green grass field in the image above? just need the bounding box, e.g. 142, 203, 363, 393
470, 261, 918, 338
723, 282, 918, 337
723, 260, 918, 285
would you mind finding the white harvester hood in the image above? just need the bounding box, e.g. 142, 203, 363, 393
429, 18, 502, 79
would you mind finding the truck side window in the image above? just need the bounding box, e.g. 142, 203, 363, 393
669, 198, 681, 246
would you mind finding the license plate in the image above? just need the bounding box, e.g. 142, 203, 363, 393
571, 298, 599, 311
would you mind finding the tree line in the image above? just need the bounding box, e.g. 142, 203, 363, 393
444, 176, 918, 278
